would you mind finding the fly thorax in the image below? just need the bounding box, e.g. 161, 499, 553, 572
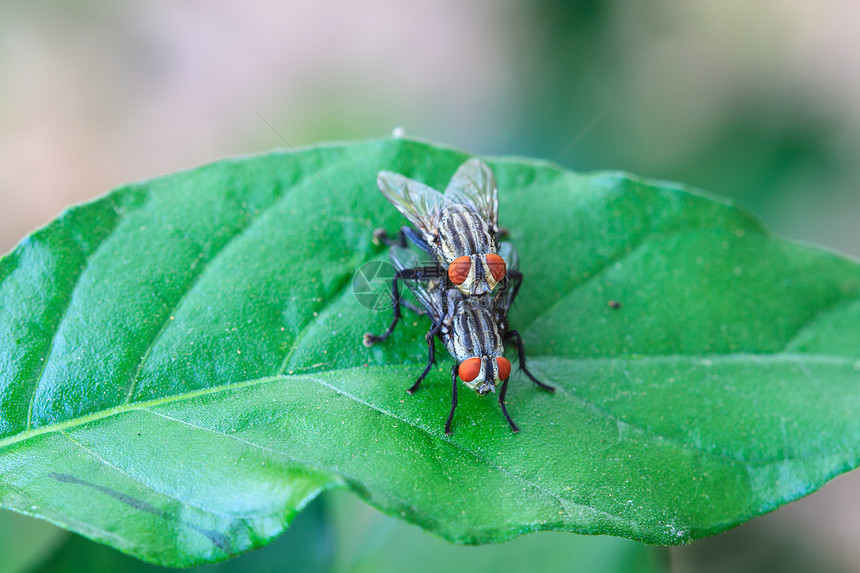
449, 300, 503, 363
439, 207, 505, 296
438, 205, 493, 259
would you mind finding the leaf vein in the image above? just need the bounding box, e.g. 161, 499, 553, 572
300, 373, 613, 523
4, 355, 854, 468
24, 200, 131, 431
520, 226, 688, 332
783, 297, 860, 355
123, 188, 291, 404
275, 271, 357, 376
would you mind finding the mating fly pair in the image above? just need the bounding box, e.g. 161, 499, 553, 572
363, 158, 553, 435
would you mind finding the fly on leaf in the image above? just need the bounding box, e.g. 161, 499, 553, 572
375, 158, 509, 297
364, 241, 553, 435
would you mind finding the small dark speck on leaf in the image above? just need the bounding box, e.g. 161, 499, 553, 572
608, 300, 622, 309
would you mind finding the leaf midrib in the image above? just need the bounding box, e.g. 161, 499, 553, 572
2, 352, 852, 454
145, 392, 592, 528
28, 370, 635, 535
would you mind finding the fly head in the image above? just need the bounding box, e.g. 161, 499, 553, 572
457, 356, 512, 395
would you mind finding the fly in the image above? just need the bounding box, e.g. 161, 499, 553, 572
364, 242, 554, 435
374, 158, 509, 297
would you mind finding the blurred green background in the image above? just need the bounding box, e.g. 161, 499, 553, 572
1, 1, 859, 572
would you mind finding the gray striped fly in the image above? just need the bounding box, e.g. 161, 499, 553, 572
374, 158, 509, 297
364, 241, 553, 435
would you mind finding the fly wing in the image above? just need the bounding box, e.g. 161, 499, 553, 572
497, 241, 519, 273
443, 158, 499, 229
377, 171, 449, 237
389, 245, 443, 321
496, 241, 520, 311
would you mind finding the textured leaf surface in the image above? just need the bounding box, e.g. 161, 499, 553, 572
1, 138, 859, 566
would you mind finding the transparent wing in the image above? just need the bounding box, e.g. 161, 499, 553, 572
377, 171, 449, 236
443, 158, 499, 228
496, 241, 520, 312
497, 241, 518, 273
389, 245, 443, 321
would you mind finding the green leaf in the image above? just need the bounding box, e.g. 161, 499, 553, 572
1, 137, 859, 567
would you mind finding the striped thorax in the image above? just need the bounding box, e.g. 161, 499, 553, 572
440, 289, 510, 394
377, 158, 507, 296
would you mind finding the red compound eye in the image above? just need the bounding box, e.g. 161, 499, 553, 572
496, 357, 511, 381
448, 256, 471, 285
486, 253, 506, 282
458, 357, 482, 382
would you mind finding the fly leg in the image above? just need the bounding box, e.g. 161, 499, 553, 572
505, 330, 555, 392
498, 378, 520, 433
362, 270, 405, 346
363, 266, 444, 347
373, 226, 433, 254
372, 227, 408, 247
399, 298, 427, 315
407, 322, 441, 394
444, 364, 458, 435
